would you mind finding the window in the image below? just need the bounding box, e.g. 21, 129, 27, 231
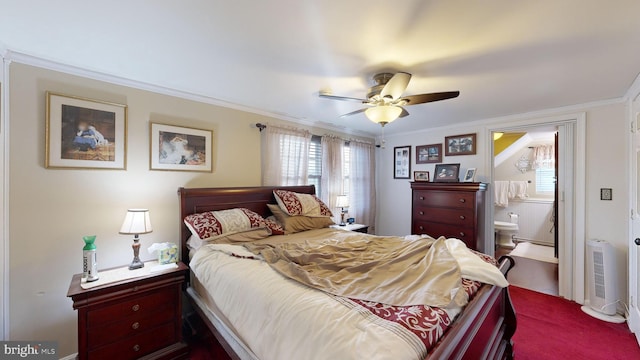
307, 135, 322, 193
535, 168, 556, 194
342, 143, 350, 198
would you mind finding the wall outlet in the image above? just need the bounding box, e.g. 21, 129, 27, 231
600, 188, 613, 201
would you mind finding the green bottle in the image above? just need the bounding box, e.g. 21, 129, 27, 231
83, 236, 99, 282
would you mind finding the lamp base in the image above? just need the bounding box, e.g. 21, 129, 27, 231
128, 237, 145, 270
129, 259, 144, 270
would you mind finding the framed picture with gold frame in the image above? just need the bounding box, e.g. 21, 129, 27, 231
46, 92, 127, 169
150, 123, 213, 172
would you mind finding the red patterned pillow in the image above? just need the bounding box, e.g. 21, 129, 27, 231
184, 208, 267, 240
273, 190, 333, 217
264, 218, 285, 236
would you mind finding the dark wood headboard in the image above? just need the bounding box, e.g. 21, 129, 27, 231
178, 185, 316, 264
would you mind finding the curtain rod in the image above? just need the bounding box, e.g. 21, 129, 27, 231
254, 122, 374, 146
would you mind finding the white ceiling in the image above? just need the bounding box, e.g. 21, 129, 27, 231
2, 0, 640, 136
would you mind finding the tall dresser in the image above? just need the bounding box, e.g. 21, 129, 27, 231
411, 182, 487, 252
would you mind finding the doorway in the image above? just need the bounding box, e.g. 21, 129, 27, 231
488, 115, 586, 303
493, 127, 558, 295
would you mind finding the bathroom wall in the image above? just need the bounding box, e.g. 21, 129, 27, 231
495, 200, 555, 246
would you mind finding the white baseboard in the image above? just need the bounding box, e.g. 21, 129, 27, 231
59, 353, 77, 360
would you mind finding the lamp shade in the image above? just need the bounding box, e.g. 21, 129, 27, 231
365, 105, 402, 125
336, 195, 349, 208
119, 209, 153, 235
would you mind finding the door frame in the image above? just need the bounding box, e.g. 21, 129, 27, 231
485, 113, 586, 303
627, 92, 640, 341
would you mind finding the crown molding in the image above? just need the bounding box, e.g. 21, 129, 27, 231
3, 50, 376, 139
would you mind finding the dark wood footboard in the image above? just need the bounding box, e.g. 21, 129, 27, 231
427, 256, 516, 360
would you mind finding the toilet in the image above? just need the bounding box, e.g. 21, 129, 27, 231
494, 220, 519, 249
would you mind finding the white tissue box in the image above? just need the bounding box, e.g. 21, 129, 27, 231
156, 244, 179, 264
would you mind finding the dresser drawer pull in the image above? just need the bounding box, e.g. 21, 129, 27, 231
132, 304, 140, 312
131, 322, 140, 330
459, 198, 466, 203
133, 344, 140, 352
459, 232, 465, 237
419, 196, 425, 200
419, 211, 424, 215
459, 215, 465, 220
132, 286, 139, 292
419, 226, 424, 231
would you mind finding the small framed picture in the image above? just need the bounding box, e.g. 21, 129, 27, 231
416, 144, 442, 164
445, 133, 477, 156
393, 146, 411, 179
46, 92, 127, 169
463, 168, 477, 182
433, 163, 461, 182
414, 171, 430, 182
150, 123, 213, 172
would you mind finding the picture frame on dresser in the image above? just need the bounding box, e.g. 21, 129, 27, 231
414, 171, 430, 182
445, 133, 476, 156
150, 123, 213, 172
393, 145, 411, 179
463, 168, 477, 182
433, 163, 460, 182
416, 143, 442, 164
46, 92, 127, 170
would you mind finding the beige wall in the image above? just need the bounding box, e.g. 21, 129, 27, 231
6, 63, 371, 356
376, 102, 629, 304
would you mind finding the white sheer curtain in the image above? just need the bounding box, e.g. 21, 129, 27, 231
532, 144, 555, 169
261, 125, 311, 186
348, 140, 376, 232
320, 136, 344, 223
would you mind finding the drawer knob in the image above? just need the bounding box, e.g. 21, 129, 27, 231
459, 215, 465, 220
419, 226, 424, 231
133, 286, 139, 292
459, 232, 465, 237
132, 304, 140, 312
419, 211, 424, 215
459, 198, 466, 203
133, 344, 140, 352
132, 322, 140, 330
419, 196, 425, 200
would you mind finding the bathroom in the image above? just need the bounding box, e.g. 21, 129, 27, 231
493, 129, 558, 295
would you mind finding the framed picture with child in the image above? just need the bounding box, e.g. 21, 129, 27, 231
46, 92, 127, 169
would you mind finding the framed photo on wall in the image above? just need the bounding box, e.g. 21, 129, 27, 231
393, 145, 411, 179
433, 163, 461, 182
150, 123, 213, 172
445, 133, 477, 156
46, 92, 127, 169
416, 143, 442, 164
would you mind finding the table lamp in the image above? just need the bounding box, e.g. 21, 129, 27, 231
336, 195, 349, 226
119, 209, 152, 270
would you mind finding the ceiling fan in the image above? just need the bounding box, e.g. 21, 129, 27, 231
319, 72, 459, 127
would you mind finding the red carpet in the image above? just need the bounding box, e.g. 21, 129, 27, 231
510, 286, 640, 360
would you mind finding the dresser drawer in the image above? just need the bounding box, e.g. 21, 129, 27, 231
88, 301, 175, 349
88, 322, 176, 360
413, 206, 475, 226
413, 191, 475, 209
413, 221, 475, 247
87, 286, 174, 327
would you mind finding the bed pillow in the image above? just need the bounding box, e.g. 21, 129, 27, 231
265, 217, 285, 235
187, 228, 272, 250
184, 208, 268, 240
267, 204, 335, 234
273, 190, 333, 217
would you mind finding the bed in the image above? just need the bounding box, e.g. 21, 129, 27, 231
179, 185, 516, 360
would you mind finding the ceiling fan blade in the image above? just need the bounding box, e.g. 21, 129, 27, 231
339, 108, 367, 118
319, 93, 367, 103
380, 72, 411, 100
401, 91, 460, 105
399, 107, 409, 118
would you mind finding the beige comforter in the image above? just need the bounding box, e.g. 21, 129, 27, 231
245, 230, 467, 307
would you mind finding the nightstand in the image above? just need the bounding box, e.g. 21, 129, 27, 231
67, 262, 189, 360
330, 223, 369, 233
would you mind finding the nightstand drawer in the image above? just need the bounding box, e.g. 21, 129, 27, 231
88, 301, 175, 349
413, 191, 475, 209
87, 287, 174, 327
88, 322, 175, 360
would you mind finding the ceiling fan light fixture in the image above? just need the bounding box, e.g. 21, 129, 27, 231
365, 105, 402, 126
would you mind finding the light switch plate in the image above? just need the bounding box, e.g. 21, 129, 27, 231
600, 188, 612, 201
